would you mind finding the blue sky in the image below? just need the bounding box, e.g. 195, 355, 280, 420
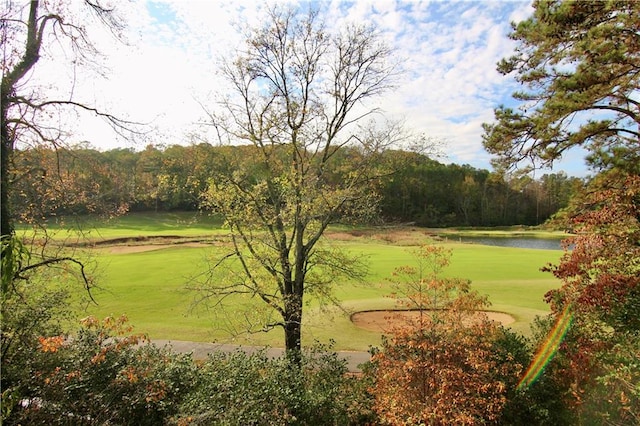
44, 0, 589, 177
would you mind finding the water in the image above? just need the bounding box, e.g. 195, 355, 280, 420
452, 236, 564, 250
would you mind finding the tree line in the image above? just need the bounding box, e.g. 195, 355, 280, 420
11, 142, 583, 228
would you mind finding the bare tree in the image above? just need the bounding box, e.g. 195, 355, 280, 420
1, 0, 133, 364
194, 6, 403, 357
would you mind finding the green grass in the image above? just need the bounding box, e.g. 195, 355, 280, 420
17, 211, 225, 241
58, 213, 564, 350
325, 241, 558, 346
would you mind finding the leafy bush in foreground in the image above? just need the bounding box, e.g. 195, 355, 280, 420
4, 315, 197, 426
3, 312, 375, 426
366, 245, 527, 425
176, 342, 375, 426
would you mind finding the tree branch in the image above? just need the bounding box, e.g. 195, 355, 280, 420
17, 256, 96, 304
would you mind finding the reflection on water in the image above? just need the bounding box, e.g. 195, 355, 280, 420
452, 236, 564, 250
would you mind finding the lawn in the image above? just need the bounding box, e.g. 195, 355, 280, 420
58, 213, 563, 351
16, 211, 225, 240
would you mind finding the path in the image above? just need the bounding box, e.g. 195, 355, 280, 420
151, 340, 371, 373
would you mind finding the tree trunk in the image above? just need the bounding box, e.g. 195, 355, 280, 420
1, 0, 40, 241
1, 96, 14, 240
283, 293, 303, 365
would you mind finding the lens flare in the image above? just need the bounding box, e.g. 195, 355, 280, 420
517, 304, 573, 390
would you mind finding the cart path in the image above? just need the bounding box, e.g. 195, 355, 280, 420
151, 340, 371, 373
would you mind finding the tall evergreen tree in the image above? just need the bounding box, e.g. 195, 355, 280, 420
482, 0, 639, 173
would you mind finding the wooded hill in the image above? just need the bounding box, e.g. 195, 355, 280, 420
12, 143, 583, 227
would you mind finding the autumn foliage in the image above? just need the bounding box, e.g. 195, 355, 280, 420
481, 0, 640, 421
6, 315, 193, 425
368, 245, 524, 424
541, 170, 640, 423
545, 171, 640, 329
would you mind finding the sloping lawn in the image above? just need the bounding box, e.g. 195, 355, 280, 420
68, 215, 562, 350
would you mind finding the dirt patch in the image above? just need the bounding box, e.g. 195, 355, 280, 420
91, 235, 185, 246
107, 243, 210, 254
324, 232, 360, 241
351, 310, 515, 332
326, 227, 442, 245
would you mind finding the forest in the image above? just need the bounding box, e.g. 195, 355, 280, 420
11, 143, 583, 227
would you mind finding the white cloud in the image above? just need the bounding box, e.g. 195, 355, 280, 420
358, 1, 528, 166
509, 1, 535, 24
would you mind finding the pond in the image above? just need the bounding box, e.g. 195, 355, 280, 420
445, 236, 565, 250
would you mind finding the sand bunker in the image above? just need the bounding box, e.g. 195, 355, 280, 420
351, 310, 515, 332
107, 243, 209, 254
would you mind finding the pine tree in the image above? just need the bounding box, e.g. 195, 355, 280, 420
482, 0, 639, 173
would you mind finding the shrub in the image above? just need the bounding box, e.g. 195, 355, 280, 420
1, 236, 77, 422
176, 342, 376, 425
5, 315, 197, 425
4, 309, 375, 425
366, 245, 525, 424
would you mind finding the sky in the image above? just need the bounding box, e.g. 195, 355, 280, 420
27, 0, 590, 177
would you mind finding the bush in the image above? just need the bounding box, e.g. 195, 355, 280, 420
4, 315, 197, 425
493, 327, 573, 425
176, 342, 376, 425
3, 307, 375, 425
1, 236, 77, 422
366, 245, 528, 425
